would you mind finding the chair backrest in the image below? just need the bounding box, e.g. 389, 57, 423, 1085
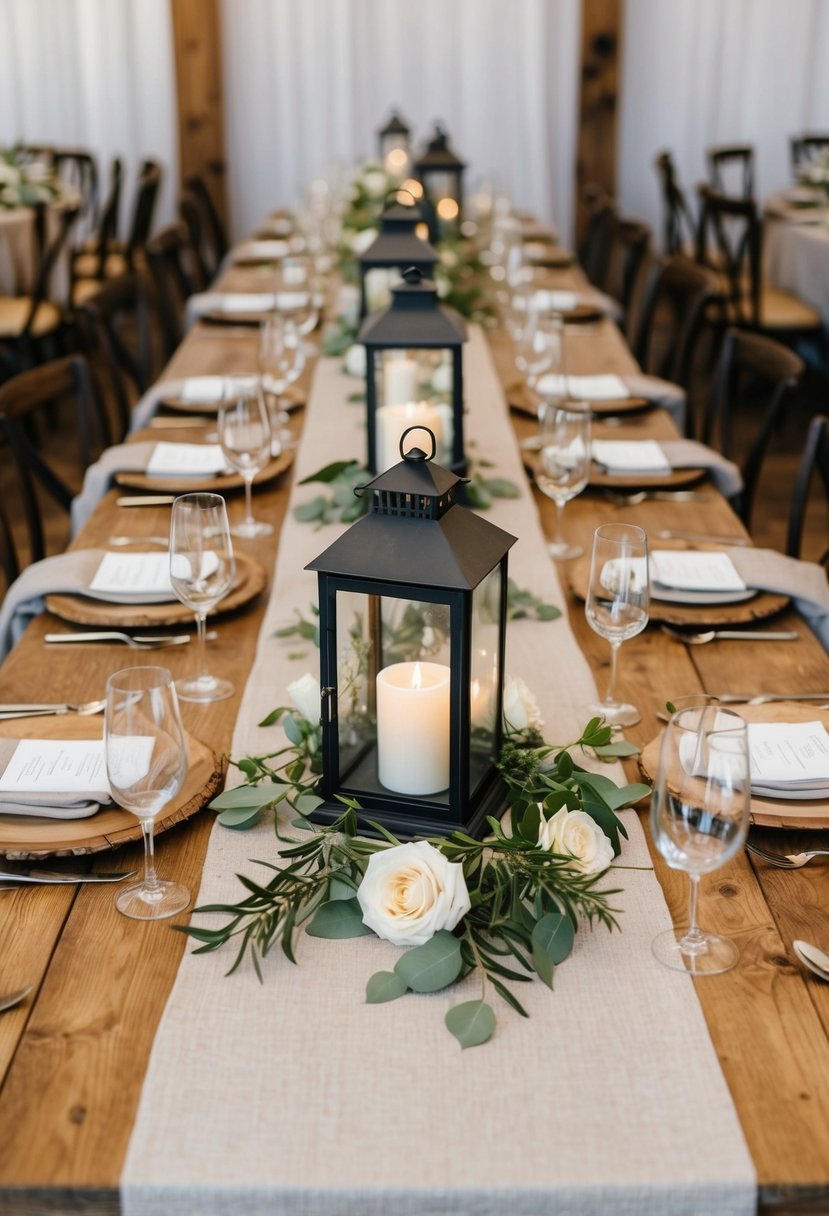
20, 202, 79, 340
125, 161, 162, 265
630, 254, 718, 409
184, 174, 228, 267
790, 132, 829, 177
145, 222, 198, 359
77, 157, 123, 281
604, 219, 651, 322
578, 186, 617, 289
0, 356, 101, 567
787, 414, 829, 563
706, 144, 754, 199
178, 193, 212, 288
703, 327, 804, 526
53, 148, 99, 229
696, 185, 761, 328
76, 274, 155, 438
653, 151, 697, 255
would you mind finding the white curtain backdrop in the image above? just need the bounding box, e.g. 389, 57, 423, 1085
618, 0, 829, 242
220, 0, 581, 243
0, 0, 178, 230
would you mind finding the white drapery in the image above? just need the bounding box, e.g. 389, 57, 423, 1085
219, 0, 581, 243
618, 0, 829, 241
0, 0, 178, 229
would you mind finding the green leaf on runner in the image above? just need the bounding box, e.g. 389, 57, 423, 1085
445, 1000, 496, 1048
306, 898, 373, 939
394, 930, 463, 993
366, 971, 408, 1004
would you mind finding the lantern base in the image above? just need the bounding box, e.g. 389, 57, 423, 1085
309, 772, 508, 841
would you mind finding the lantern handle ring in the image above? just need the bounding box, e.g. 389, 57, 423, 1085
400, 425, 436, 462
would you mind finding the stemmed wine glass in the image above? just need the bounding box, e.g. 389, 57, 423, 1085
259, 313, 305, 450
515, 310, 562, 405
650, 703, 750, 974
535, 406, 591, 560
585, 523, 649, 726
169, 492, 235, 703
105, 665, 189, 920
218, 377, 274, 539
275, 254, 319, 335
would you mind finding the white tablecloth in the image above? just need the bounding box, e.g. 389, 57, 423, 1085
764, 213, 829, 328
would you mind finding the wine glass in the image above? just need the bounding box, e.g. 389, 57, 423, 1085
535, 406, 591, 560
585, 523, 649, 726
515, 310, 561, 403
218, 377, 274, 539
105, 665, 189, 920
650, 703, 750, 974
274, 254, 319, 335
258, 313, 306, 450
169, 492, 235, 703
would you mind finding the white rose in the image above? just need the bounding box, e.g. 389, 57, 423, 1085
363, 169, 388, 199
357, 840, 471, 947
350, 227, 377, 255
537, 807, 614, 875
503, 675, 543, 733
286, 673, 320, 724
0, 163, 20, 186
343, 343, 366, 377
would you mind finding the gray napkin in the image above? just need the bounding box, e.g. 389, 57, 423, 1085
660, 440, 743, 498
129, 378, 188, 432
185, 291, 278, 331
70, 442, 155, 534
622, 374, 687, 431
728, 548, 829, 652
0, 737, 107, 819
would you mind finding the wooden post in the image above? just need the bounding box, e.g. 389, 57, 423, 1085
170, 0, 228, 226
575, 0, 623, 244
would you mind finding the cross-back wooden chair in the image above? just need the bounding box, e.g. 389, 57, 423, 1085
578, 186, 617, 290
653, 151, 697, 255
706, 144, 755, 199
76, 274, 155, 442
702, 327, 804, 527
0, 202, 79, 374
184, 174, 228, 273
604, 218, 651, 327
145, 222, 200, 359
70, 157, 123, 305
53, 148, 99, 234
787, 414, 829, 565
178, 193, 212, 289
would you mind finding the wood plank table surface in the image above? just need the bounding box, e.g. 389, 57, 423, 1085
0, 241, 828, 1215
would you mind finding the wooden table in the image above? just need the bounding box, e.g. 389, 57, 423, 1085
0, 250, 828, 1215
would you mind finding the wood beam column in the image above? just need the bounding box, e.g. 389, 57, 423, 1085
575, 0, 623, 244
170, 0, 228, 227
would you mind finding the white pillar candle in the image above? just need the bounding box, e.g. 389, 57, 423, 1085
383, 356, 419, 407
366, 268, 392, 314
375, 401, 443, 471
376, 661, 451, 796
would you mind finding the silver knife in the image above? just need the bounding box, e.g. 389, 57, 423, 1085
44, 633, 191, 646
656, 529, 750, 546
0, 869, 136, 885
116, 495, 177, 507
713, 692, 829, 703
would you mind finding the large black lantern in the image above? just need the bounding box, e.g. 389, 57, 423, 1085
414, 124, 467, 242
356, 267, 467, 475
357, 198, 439, 318
306, 432, 516, 839
377, 110, 411, 179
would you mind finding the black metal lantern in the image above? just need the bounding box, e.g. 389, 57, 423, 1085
356, 267, 467, 476
377, 110, 411, 178
357, 198, 439, 318
306, 431, 516, 839
414, 124, 467, 242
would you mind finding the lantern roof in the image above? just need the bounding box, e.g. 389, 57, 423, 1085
415, 125, 466, 172
359, 204, 439, 270
356, 267, 466, 348
379, 110, 410, 138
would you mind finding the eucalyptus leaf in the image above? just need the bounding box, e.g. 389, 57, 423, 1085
394, 931, 463, 993
299, 460, 359, 486
210, 782, 289, 810
216, 803, 266, 830
536, 603, 561, 621
294, 497, 328, 523
484, 477, 520, 498
306, 898, 372, 939
445, 1000, 496, 1049
295, 793, 324, 815
593, 740, 641, 759
531, 912, 574, 988
366, 970, 408, 1004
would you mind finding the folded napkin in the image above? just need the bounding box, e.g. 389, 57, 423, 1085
230, 239, 290, 263
621, 374, 687, 431
659, 440, 743, 498
70, 442, 155, 533
532, 288, 621, 321
593, 439, 672, 474
185, 292, 278, 329
728, 548, 829, 652
0, 737, 109, 819
0, 551, 112, 657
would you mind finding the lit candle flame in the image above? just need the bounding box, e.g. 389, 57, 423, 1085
412, 662, 422, 690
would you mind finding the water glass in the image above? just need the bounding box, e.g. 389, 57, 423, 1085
105, 666, 189, 920
218, 377, 274, 539
650, 703, 750, 974
585, 523, 649, 726
169, 493, 235, 703
535, 407, 591, 559
259, 313, 305, 450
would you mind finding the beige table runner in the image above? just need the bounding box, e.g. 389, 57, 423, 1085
122, 328, 755, 1215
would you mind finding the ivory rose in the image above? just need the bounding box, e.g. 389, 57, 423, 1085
503, 675, 543, 734
537, 807, 614, 875
343, 343, 366, 377
286, 673, 320, 724
357, 840, 471, 947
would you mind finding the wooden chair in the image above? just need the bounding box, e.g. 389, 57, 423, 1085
53, 148, 99, 234
71, 160, 161, 305
145, 223, 200, 359
604, 218, 651, 326
696, 185, 824, 341
787, 414, 829, 564
702, 327, 804, 527
0, 203, 79, 374
706, 144, 754, 199
0, 356, 102, 568
790, 133, 829, 177
653, 151, 697, 255
184, 174, 228, 274
178, 193, 211, 289
578, 186, 617, 289
75, 274, 155, 441
70, 157, 123, 305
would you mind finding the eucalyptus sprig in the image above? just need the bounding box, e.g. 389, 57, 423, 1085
293, 460, 369, 527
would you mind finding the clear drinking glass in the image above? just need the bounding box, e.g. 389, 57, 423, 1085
650, 703, 750, 974
258, 313, 306, 450
169, 492, 235, 703
515, 310, 561, 402
535, 406, 591, 560
274, 254, 319, 335
585, 523, 649, 726
105, 665, 189, 920
218, 377, 274, 539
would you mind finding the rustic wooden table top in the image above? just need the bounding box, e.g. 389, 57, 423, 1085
0, 255, 827, 1215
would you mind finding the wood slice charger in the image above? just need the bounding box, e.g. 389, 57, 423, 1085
114, 447, 294, 494
0, 714, 223, 859
639, 702, 829, 829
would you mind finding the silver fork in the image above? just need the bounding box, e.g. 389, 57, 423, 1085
107, 535, 169, 547
0, 986, 32, 1014
604, 489, 711, 506
45, 632, 191, 650
0, 698, 107, 719
746, 842, 829, 868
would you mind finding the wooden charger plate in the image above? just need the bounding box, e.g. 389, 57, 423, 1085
45, 550, 267, 628
510, 394, 652, 421
160, 388, 304, 416
639, 702, 829, 830
0, 715, 223, 860
114, 447, 294, 494
199, 310, 270, 327
568, 550, 788, 627
588, 462, 705, 490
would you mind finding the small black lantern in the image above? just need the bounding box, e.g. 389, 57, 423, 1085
357, 197, 439, 318
306, 431, 516, 839
414, 124, 467, 242
377, 110, 411, 179
356, 267, 467, 475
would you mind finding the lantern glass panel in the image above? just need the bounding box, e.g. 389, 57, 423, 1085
334, 590, 375, 785
424, 170, 458, 204
374, 348, 454, 471
364, 265, 403, 314
470, 565, 502, 797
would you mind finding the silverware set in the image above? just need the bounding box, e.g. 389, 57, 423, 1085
0, 698, 107, 719
745, 843, 829, 869
661, 626, 800, 645
45, 631, 194, 651
604, 489, 711, 506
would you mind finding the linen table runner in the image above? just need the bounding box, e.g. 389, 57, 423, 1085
122, 328, 755, 1215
